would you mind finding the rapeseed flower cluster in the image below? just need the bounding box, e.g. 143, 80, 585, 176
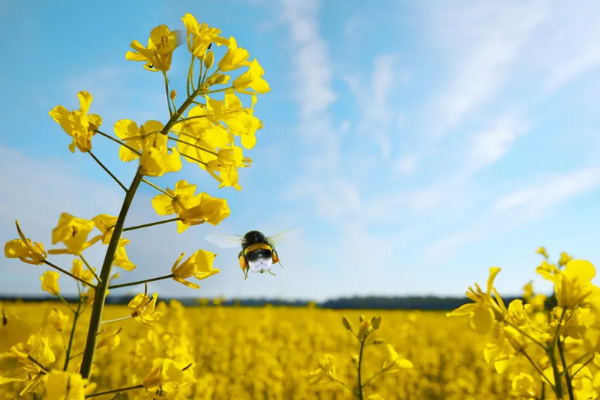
2, 12, 268, 398
449, 248, 600, 400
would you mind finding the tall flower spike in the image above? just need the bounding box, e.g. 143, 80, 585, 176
49, 91, 102, 153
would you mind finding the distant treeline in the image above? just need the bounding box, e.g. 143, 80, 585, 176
0, 295, 525, 310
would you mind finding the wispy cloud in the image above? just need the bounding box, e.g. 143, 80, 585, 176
426, 1, 544, 137
281, 0, 336, 118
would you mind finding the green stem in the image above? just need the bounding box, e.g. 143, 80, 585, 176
557, 339, 575, 400
206, 86, 234, 95
27, 355, 49, 372
43, 260, 95, 289
331, 377, 356, 397
79, 255, 101, 283
187, 53, 195, 96
168, 136, 218, 156
101, 315, 132, 325
88, 151, 127, 192
63, 297, 82, 370
95, 130, 141, 156
162, 71, 173, 117
362, 368, 387, 388
504, 320, 547, 350
123, 218, 179, 232
108, 274, 175, 290
142, 178, 172, 196
571, 355, 595, 378
521, 349, 554, 387
357, 338, 366, 400
79, 171, 143, 379
86, 384, 144, 398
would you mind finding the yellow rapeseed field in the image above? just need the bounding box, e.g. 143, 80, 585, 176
0, 301, 508, 399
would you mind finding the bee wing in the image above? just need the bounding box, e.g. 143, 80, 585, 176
205, 232, 243, 249
266, 229, 300, 247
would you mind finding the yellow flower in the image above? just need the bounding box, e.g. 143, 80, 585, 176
205, 146, 251, 190
49, 213, 95, 255
559, 251, 573, 267
71, 259, 95, 283
114, 119, 144, 161
49, 91, 102, 153
7, 332, 56, 395
447, 267, 507, 334
171, 250, 219, 289
4, 221, 47, 265
91, 214, 117, 244
152, 180, 230, 233
128, 293, 163, 326
114, 238, 136, 271
368, 395, 385, 400
40, 271, 60, 296
48, 308, 69, 331
142, 358, 193, 398
96, 328, 121, 351
536, 246, 548, 259
511, 372, 537, 399
181, 13, 228, 59
382, 344, 413, 371
45, 371, 86, 400
126, 25, 181, 72
233, 59, 270, 94
539, 259, 596, 309
307, 354, 337, 384
218, 37, 250, 71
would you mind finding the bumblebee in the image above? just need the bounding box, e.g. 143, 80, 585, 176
238, 231, 282, 279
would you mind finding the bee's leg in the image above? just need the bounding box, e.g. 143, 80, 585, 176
272, 249, 283, 268
243, 269, 248, 280
268, 269, 276, 276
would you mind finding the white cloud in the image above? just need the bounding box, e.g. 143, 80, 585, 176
281, 0, 336, 118
494, 167, 600, 219
467, 117, 528, 171
427, 1, 544, 136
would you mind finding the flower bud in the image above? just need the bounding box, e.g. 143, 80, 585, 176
357, 320, 371, 341
204, 51, 215, 69
359, 314, 365, 323
170, 89, 177, 101
372, 338, 385, 345
371, 315, 382, 330
351, 354, 359, 366
342, 316, 352, 330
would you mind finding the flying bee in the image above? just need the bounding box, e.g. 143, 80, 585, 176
238, 231, 282, 280
206, 230, 286, 280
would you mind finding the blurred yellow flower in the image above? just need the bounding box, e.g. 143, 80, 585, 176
71, 259, 95, 283
40, 271, 60, 296
382, 344, 413, 371
49, 91, 102, 153
48, 308, 69, 332
307, 354, 337, 384
45, 370, 86, 400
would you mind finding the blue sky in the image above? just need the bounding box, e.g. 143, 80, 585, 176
1, 1, 600, 301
